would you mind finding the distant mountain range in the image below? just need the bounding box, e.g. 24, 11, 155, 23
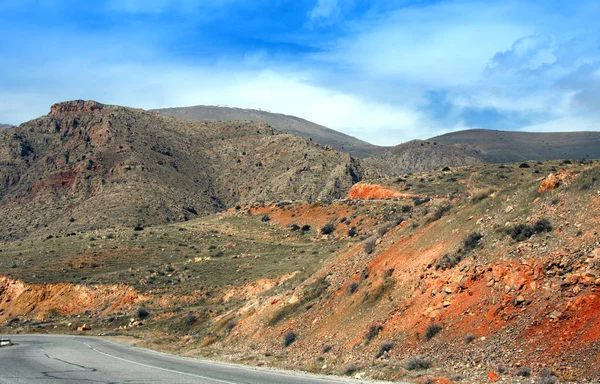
152, 105, 381, 158
153, 104, 600, 175
0, 124, 14, 130
430, 129, 600, 163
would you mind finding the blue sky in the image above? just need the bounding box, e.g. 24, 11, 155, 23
1, 0, 599, 145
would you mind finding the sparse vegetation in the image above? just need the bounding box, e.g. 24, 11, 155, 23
348, 282, 359, 294
364, 324, 383, 342
471, 188, 494, 202
347, 226, 357, 237
137, 307, 149, 320
516, 367, 532, 377
376, 341, 394, 358
425, 324, 442, 340
426, 202, 452, 223
283, 331, 296, 347
320, 223, 336, 235
403, 356, 431, 370
363, 236, 377, 254
343, 364, 358, 375
506, 219, 552, 242
462, 231, 483, 252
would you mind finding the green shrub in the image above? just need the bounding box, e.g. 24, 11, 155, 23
283, 331, 297, 347
364, 236, 377, 254
321, 223, 336, 235
376, 341, 394, 358
506, 219, 552, 241
137, 308, 149, 320
403, 356, 431, 370
364, 324, 383, 342
348, 226, 357, 237
462, 232, 483, 252
425, 324, 441, 340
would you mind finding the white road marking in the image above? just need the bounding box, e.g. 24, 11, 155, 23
83, 342, 239, 384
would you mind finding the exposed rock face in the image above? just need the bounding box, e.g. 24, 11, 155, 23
49, 100, 104, 116
538, 170, 576, 193
0, 101, 364, 240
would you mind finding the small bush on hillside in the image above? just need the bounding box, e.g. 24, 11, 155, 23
348, 282, 359, 294
403, 356, 431, 370
515, 367, 531, 377
471, 189, 494, 203
322, 345, 332, 353
348, 226, 357, 237
321, 223, 336, 235
538, 368, 558, 384
137, 308, 149, 320
442, 166, 451, 172
301, 224, 311, 232
283, 331, 297, 347
435, 253, 462, 270
413, 197, 431, 206
343, 364, 358, 375
261, 215, 271, 222
425, 324, 442, 340
377, 224, 390, 237
519, 162, 531, 168
364, 236, 377, 254
289, 223, 300, 231
426, 202, 452, 223
465, 334, 475, 343
365, 324, 383, 342
376, 341, 394, 358
506, 219, 552, 242
186, 312, 196, 325
462, 231, 483, 252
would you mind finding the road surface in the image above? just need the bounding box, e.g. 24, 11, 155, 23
0, 334, 377, 384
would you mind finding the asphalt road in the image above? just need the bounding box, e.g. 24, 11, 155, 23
0, 334, 373, 384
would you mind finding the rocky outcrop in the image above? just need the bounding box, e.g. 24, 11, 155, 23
538, 170, 576, 193
49, 100, 104, 116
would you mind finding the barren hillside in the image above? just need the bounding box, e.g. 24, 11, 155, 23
431, 129, 600, 163
362, 139, 485, 176
0, 100, 363, 240
1, 159, 599, 383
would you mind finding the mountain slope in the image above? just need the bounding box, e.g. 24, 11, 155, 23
362, 139, 485, 176
431, 129, 600, 163
0, 100, 363, 240
152, 105, 382, 157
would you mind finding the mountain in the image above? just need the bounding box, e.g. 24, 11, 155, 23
430, 129, 600, 163
152, 105, 382, 158
0, 100, 363, 240
0, 124, 14, 130
361, 139, 484, 176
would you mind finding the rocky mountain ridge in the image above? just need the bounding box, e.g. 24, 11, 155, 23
0, 100, 363, 240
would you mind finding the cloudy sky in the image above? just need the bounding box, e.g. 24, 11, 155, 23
1, 0, 599, 145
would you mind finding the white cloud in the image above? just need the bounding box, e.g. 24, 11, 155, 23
309, 0, 339, 22
518, 116, 599, 132
315, 1, 531, 86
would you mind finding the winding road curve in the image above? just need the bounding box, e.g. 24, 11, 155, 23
0, 334, 385, 384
